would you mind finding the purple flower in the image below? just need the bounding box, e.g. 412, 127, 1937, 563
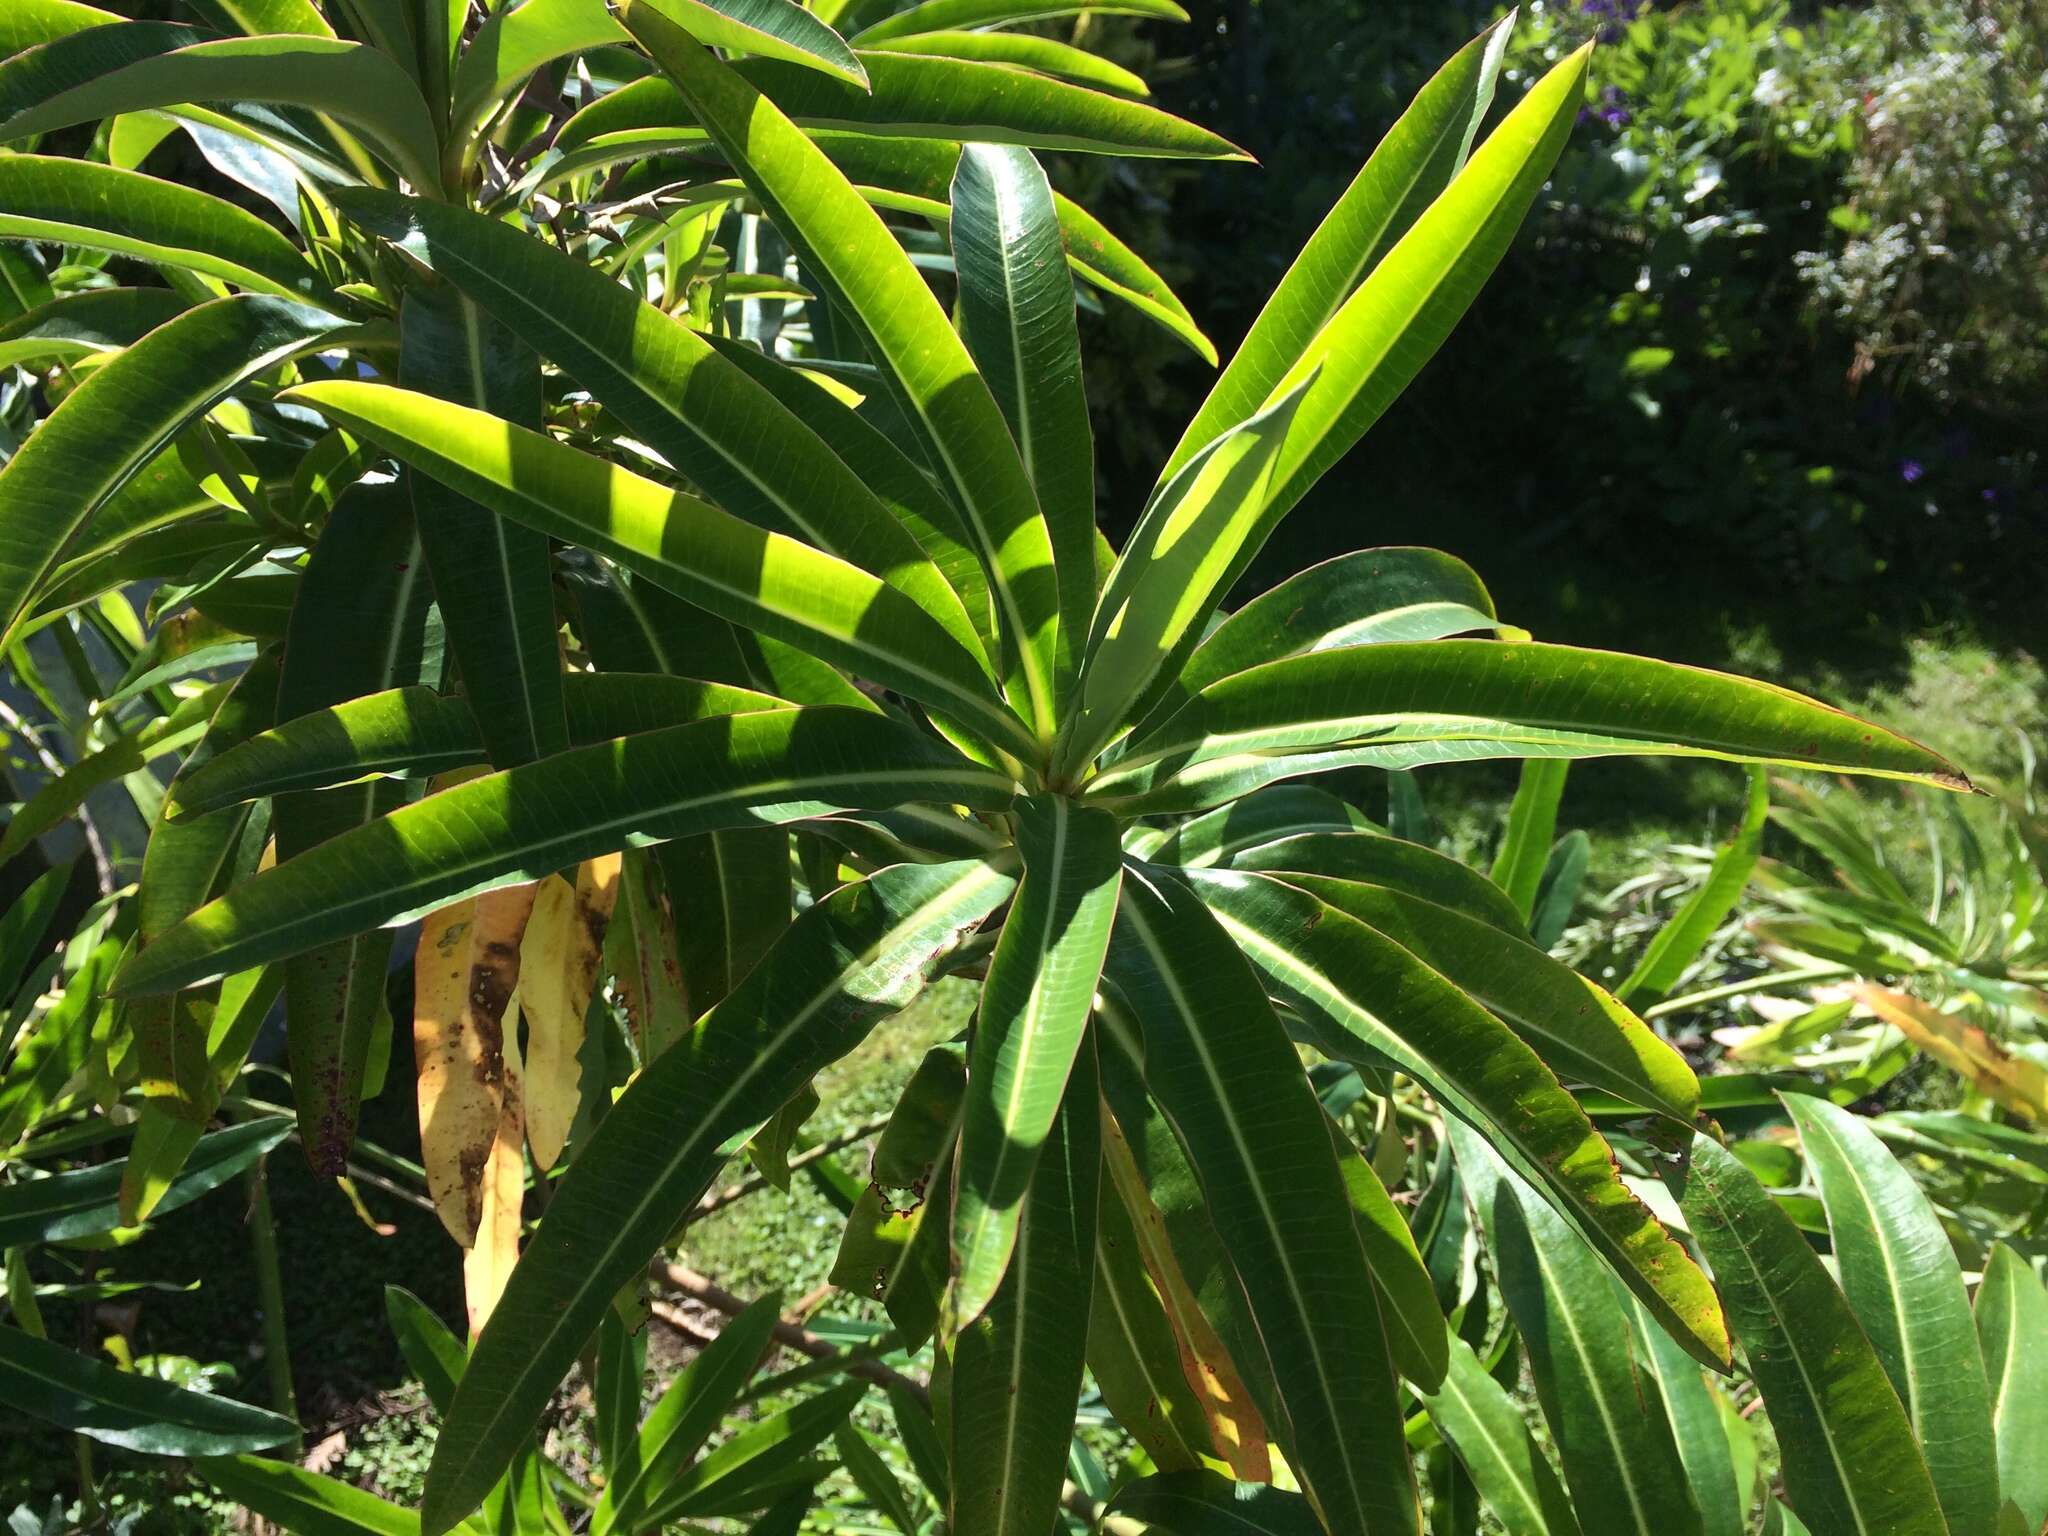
1899, 458, 1926, 484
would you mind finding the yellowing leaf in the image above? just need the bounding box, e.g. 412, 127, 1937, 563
1854, 985, 2048, 1123
1101, 1103, 1270, 1481
464, 1033, 526, 1341
518, 855, 623, 1170
414, 884, 540, 1246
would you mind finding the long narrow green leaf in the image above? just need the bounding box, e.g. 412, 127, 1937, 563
1, 0, 120, 57
0, 862, 71, 1005
1617, 769, 1767, 1003
1976, 1243, 2048, 1536
1104, 1470, 1324, 1535
619, 6, 1066, 743
651, 1382, 858, 1519
863, 30, 1149, 97
0, 1325, 298, 1454
1628, 1295, 1748, 1536
1161, 16, 1511, 482
398, 283, 566, 768
0, 288, 190, 370
1093, 640, 1971, 813
1492, 759, 1569, 922
1254, 46, 1590, 535
950, 143, 1096, 685
337, 189, 994, 680
0, 24, 443, 190
1322, 1110, 1446, 1390
1783, 1094, 2000, 1536
169, 675, 790, 817
949, 795, 1120, 1329
114, 709, 1014, 996
1676, 1132, 1946, 1536
281, 379, 1031, 758
0, 1117, 288, 1246
853, 0, 1187, 42
419, 857, 1014, 1535
1420, 1336, 1582, 1536
0, 156, 334, 305
1192, 869, 1730, 1371
1172, 547, 1501, 714
1223, 828, 1526, 935
570, 558, 876, 715
1138, 784, 1366, 868
702, 332, 996, 663
592, 1295, 783, 1536
1453, 1123, 1704, 1536
269, 482, 432, 1174
1059, 380, 1309, 777
568, 45, 1244, 159
633, 0, 866, 84
447, 0, 627, 154
0, 295, 340, 655
194, 1456, 415, 1536
1106, 868, 1419, 1536
949, 1034, 1100, 1536
1278, 873, 1699, 1122
812, 134, 1212, 359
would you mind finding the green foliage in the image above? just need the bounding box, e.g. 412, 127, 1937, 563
0, 5, 2026, 1536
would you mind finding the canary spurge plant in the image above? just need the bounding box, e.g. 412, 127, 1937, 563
0, 0, 1990, 1531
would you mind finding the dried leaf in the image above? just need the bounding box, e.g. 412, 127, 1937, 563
1854, 985, 2048, 1123
518, 855, 623, 1170
1101, 1103, 1270, 1480
414, 884, 539, 1246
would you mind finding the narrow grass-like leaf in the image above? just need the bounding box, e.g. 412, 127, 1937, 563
1783, 1093, 2000, 1536
281, 379, 1029, 758
1193, 869, 1730, 1370
1161, 15, 1511, 482
0, 294, 339, 655
1676, 1131, 1946, 1536
619, 7, 1066, 742
1618, 768, 1767, 1003
1106, 868, 1419, 1536
1492, 758, 1569, 922
1093, 640, 1971, 812
115, 709, 1014, 996
1454, 1122, 1704, 1536
949, 795, 1120, 1329
1976, 1243, 2048, 1536
419, 857, 1013, 1534
1, 1325, 298, 1454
